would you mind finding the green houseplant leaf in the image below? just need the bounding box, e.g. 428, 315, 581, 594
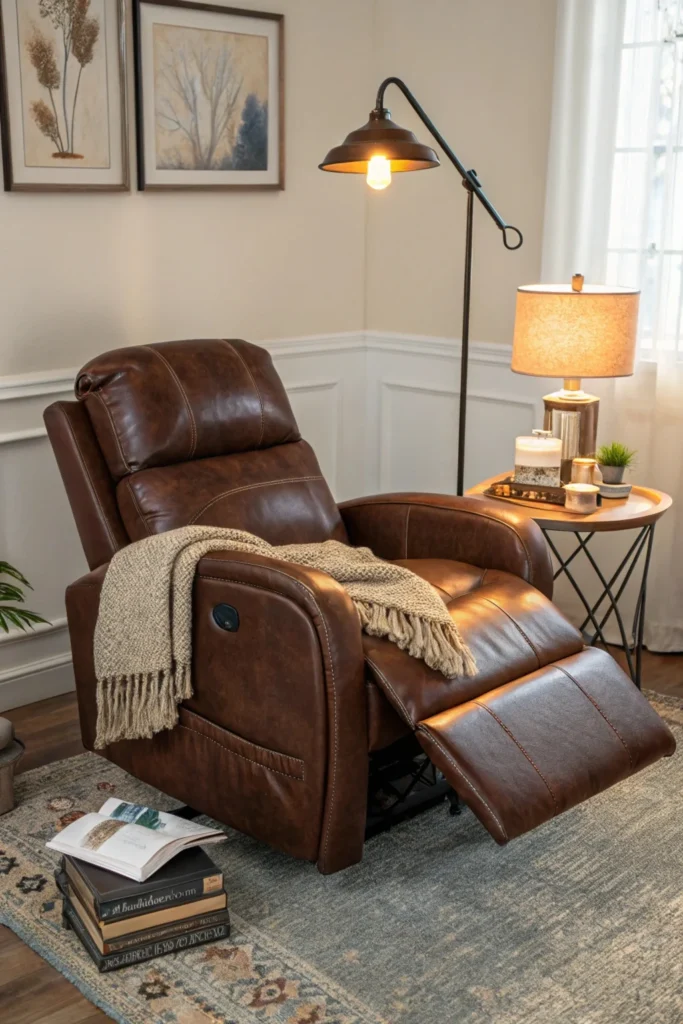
0, 562, 49, 633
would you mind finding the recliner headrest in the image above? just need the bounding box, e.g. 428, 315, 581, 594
76, 339, 300, 480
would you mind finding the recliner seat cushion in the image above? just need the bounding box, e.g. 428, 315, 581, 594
364, 558, 583, 726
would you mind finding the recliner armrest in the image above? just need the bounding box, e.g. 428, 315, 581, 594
338, 493, 553, 599
66, 549, 368, 875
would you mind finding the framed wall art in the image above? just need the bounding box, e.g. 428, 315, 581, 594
133, 0, 284, 190
0, 0, 129, 191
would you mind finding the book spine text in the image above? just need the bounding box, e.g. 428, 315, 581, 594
100, 924, 230, 971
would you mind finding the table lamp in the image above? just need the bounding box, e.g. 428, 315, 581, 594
319, 76, 523, 495
511, 274, 639, 478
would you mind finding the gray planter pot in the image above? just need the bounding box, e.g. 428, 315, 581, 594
599, 464, 626, 484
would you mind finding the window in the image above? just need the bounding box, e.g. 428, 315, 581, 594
607, 0, 683, 353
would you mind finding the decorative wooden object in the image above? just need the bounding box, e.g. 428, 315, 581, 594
0, 718, 24, 815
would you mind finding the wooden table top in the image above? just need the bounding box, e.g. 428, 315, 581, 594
467, 473, 673, 532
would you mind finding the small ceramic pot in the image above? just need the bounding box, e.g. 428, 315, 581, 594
599, 464, 625, 485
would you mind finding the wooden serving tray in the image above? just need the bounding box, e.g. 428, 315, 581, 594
483, 476, 568, 510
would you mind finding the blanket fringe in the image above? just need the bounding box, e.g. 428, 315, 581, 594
94, 664, 192, 749
355, 601, 477, 679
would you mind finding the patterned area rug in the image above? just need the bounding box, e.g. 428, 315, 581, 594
1, 692, 682, 1024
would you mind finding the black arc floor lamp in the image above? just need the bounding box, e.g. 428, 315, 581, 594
319, 77, 523, 496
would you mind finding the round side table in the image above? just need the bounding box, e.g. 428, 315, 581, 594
467, 474, 673, 689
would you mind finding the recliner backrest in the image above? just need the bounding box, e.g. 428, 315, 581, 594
46, 339, 346, 567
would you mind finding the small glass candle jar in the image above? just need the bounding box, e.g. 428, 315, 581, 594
514, 430, 562, 487
571, 458, 603, 485
564, 482, 599, 514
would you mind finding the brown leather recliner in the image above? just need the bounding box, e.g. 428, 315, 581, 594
44, 339, 675, 874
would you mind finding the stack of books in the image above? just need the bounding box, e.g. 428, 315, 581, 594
56, 847, 230, 972
47, 798, 230, 971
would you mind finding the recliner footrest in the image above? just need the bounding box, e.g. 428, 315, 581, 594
416, 646, 676, 844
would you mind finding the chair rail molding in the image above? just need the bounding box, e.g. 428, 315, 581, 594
0, 330, 545, 710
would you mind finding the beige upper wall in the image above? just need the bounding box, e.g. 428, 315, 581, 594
0, 0, 556, 376
0, 0, 372, 376
366, 0, 558, 343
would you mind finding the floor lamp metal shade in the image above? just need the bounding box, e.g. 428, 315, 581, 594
511, 280, 639, 477
319, 109, 440, 180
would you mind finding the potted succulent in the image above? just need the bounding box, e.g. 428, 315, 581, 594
596, 442, 637, 485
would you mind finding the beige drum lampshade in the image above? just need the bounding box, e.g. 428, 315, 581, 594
511, 284, 640, 379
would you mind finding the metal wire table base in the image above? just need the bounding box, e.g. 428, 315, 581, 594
542, 524, 656, 689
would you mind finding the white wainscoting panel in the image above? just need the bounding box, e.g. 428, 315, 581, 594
0, 374, 84, 710
365, 332, 547, 495
380, 382, 458, 494
0, 331, 549, 710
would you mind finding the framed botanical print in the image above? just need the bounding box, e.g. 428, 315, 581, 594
0, 0, 129, 191
133, 0, 283, 190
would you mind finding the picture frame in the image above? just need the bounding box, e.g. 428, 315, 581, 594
0, 0, 129, 192
133, 0, 284, 191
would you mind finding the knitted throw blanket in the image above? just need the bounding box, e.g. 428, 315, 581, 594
93, 526, 477, 749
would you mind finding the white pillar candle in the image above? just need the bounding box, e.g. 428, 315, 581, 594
564, 482, 599, 514
514, 433, 562, 486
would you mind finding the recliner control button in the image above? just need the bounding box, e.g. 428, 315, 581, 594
212, 604, 240, 632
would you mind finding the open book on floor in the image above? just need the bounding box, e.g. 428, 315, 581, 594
47, 799, 225, 882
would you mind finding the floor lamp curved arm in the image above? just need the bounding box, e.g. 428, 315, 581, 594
319, 77, 524, 494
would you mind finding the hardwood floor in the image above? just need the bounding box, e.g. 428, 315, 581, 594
1, 652, 682, 1024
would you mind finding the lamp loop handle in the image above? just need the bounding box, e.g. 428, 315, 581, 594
502, 225, 523, 251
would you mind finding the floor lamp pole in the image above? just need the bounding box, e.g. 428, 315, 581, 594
458, 183, 475, 497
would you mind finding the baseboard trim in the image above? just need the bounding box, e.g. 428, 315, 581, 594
0, 652, 74, 712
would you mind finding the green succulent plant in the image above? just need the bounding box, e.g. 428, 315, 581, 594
596, 442, 637, 468
0, 562, 49, 634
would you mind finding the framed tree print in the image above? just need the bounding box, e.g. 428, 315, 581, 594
133, 0, 284, 190
0, 0, 129, 191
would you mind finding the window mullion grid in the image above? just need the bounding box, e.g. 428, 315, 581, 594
635, 27, 666, 350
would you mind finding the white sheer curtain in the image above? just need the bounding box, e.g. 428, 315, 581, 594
544, 0, 683, 652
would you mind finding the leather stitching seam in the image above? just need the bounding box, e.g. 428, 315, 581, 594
60, 411, 122, 555
404, 506, 411, 558
224, 340, 264, 448
92, 391, 131, 475
484, 596, 542, 667
472, 699, 560, 814
126, 478, 152, 537
415, 726, 509, 841
178, 723, 304, 781
554, 663, 634, 769
188, 476, 323, 526
197, 567, 342, 871
147, 347, 197, 460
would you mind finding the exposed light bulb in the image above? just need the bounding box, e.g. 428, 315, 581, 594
366, 155, 391, 190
